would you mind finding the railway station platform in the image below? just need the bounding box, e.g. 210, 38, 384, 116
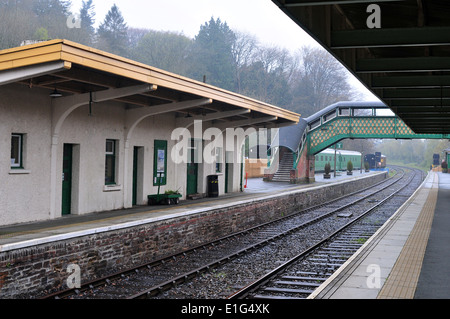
311, 170, 450, 299
0, 169, 379, 249
0, 168, 389, 298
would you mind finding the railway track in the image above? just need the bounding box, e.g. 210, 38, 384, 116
42, 166, 422, 299
228, 167, 423, 299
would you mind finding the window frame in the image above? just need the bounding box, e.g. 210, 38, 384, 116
11, 133, 24, 169
105, 139, 117, 185
215, 147, 223, 173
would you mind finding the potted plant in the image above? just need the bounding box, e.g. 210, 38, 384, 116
364, 161, 370, 172
347, 160, 353, 175
442, 161, 448, 173
323, 162, 331, 179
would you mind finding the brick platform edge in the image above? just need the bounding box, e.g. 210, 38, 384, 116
0, 172, 387, 298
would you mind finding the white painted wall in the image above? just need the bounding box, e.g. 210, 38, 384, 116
0, 84, 245, 226
0, 84, 53, 225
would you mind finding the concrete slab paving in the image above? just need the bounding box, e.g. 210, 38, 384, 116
311, 171, 440, 299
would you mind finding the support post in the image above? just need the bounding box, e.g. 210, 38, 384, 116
293, 144, 315, 183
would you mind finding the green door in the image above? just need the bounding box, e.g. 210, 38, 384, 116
225, 163, 230, 193
186, 140, 198, 196
187, 163, 198, 196
132, 147, 139, 206
62, 144, 73, 216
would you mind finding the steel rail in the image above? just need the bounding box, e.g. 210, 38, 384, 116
43, 169, 398, 300
227, 168, 418, 299
128, 169, 404, 299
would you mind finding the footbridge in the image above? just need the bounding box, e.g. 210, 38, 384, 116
265, 101, 450, 183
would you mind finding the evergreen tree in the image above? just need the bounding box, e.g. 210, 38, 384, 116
97, 4, 128, 56
79, 0, 96, 44
32, 0, 71, 17
31, 0, 72, 39
65, 0, 96, 46
188, 17, 236, 91
0, 0, 73, 48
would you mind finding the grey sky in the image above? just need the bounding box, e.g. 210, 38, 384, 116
70, 0, 319, 52
70, 0, 377, 100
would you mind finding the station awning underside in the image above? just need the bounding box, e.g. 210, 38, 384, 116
272, 0, 450, 134
0, 39, 299, 129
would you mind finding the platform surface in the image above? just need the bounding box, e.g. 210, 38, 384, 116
0, 170, 380, 252
413, 172, 450, 299
311, 171, 450, 299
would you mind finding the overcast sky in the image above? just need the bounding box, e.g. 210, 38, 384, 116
70, 0, 319, 52
70, 0, 377, 100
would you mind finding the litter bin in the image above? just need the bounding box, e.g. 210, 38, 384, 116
207, 175, 219, 197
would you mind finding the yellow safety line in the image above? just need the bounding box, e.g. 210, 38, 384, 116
377, 173, 439, 299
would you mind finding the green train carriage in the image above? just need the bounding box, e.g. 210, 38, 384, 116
315, 149, 362, 172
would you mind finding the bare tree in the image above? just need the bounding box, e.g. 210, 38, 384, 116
231, 31, 258, 93
238, 45, 295, 106
290, 46, 357, 116
127, 28, 149, 49
0, 1, 38, 49
130, 30, 192, 76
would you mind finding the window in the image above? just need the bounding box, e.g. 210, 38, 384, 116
105, 139, 116, 185
11, 134, 23, 169
216, 147, 223, 173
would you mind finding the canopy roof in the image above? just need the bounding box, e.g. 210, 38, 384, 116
272, 0, 450, 134
0, 39, 300, 128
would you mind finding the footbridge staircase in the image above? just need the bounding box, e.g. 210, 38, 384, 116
265, 101, 450, 183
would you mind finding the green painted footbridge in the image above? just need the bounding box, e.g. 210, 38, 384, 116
267, 101, 450, 183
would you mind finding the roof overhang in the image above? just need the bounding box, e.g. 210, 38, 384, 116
0, 39, 300, 129
272, 0, 450, 134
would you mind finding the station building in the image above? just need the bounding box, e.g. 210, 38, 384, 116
0, 39, 299, 226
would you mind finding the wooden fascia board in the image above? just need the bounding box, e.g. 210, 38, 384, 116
0, 39, 300, 123
59, 41, 300, 123
0, 42, 64, 70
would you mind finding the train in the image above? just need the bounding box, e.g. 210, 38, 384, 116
364, 152, 387, 169
433, 154, 440, 166
315, 149, 362, 172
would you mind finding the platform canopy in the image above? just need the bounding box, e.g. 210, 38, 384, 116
272, 0, 450, 134
0, 39, 299, 129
